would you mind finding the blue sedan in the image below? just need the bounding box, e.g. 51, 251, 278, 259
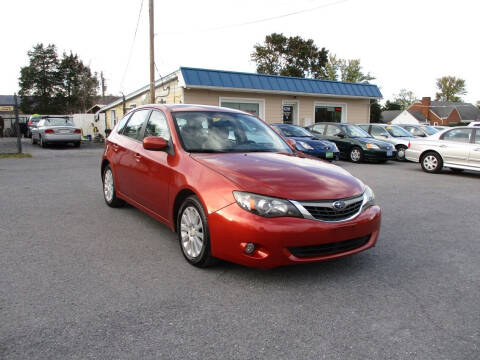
271, 123, 340, 161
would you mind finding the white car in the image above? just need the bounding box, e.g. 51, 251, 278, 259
405, 127, 480, 173
468, 121, 480, 127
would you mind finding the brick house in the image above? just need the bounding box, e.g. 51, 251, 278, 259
408, 97, 480, 125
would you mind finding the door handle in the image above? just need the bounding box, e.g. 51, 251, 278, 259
439, 145, 447, 148
134, 153, 142, 162
474, 148, 480, 152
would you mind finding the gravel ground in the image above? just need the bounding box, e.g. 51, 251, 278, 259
1, 140, 479, 359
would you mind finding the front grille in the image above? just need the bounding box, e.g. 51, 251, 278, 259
300, 195, 363, 222
288, 235, 370, 258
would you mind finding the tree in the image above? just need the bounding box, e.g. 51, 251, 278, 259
370, 100, 382, 123
391, 89, 417, 110
59, 52, 99, 113
18, 43, 61, 113
324, 54, 374, 82
435, 76, 467, 102
18, 44, 99, 114
251, 33, 328, 78
382, 100, 402, 111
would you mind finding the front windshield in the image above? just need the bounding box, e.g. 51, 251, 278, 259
172, 111, 292, 153
46, 118, 74, 126
386, 125, 413, 137
421, 126, 439, 135
277, 125, 313, 137
342, 124, 371, 138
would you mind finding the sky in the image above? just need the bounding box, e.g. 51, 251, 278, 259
1, 0, 479, 104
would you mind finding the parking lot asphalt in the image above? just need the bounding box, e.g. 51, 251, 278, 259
1, 140, 479, 360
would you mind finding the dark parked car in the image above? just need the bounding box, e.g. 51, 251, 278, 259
305, 123, 396, 163
271, 123, 339, 161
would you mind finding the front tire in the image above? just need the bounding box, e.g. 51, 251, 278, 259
177, 195, 216, 267
102, 165, 125, 207
396, 145, 407, 161
349, 147, 363, 163
421, 152, 443, 173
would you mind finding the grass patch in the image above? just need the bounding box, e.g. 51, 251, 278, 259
0, 153, 32, 159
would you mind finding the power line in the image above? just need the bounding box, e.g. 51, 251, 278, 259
162, 0, 349, 35
120, 0, 144, 91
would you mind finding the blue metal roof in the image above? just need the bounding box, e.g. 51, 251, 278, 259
180, 67, 382, 98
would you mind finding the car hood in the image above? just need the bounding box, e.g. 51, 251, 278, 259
191, 152, 364, 201
290, 137, 336, 149
355, 137, 393, 149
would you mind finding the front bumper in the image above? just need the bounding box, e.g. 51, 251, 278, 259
208, 203, 381, 268
304, 149, 340, 161
363, 148, 396, 161
405, 149, 421, 162
44, 133, 81, 143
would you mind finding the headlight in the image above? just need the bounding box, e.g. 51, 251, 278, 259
362, 185, 375, 211
298, 141, 314, 150
366, 143, 380, 149
233, 191, 302, 218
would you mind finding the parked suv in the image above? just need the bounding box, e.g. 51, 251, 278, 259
305, 122, 396, 163
357, 123, 414, 161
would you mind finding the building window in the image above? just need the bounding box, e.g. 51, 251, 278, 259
219, 97, 265, 119
315, 106, 342, 123
111, 110, 116, 125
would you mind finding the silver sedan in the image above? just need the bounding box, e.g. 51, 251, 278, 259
405, 127, 480, 173
32, 117, 82, 148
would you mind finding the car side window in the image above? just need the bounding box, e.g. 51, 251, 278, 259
121, 110, 150, 140
312, 124, 325, 135
476, 129, 480, 144
325, 125, 342, 136
371, 126, 388, 137
405, 126, 423, 136
441, 128, 472, 143
116, 113, 132, 133
358, 125, 370, 132
144, 110, 171, 141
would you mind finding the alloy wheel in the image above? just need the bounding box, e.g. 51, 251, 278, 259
423, 155, 438, 171
103, 169, 114, 203
351, 149, 361, 162
180, 206, 204, 258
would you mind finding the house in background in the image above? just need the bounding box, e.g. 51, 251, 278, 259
382, 109, 428, 125
99, 67, 382, 129
407, 97, 480, 125
86, 95, 121, 114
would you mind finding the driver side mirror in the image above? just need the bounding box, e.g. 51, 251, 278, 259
336, 133, 345, 138
143, 136, 168, 151
286, 138, 297, 150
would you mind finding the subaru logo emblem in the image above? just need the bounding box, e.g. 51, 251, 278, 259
333, 201, 346, 210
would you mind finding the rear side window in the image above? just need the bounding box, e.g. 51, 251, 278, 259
475, 129, 480, 144
121, 110, 150, 140
116, 113, 132, 133
441, 128, 472, 143
371, 126, 388, 136
144, 110, 171, 141
357, 125, 370, 132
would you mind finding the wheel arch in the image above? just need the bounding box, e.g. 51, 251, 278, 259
173, 188, 200, 233
101, 159, 110, 180
420, 149, 443, 163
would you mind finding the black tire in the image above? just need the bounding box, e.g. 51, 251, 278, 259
450, 168, 464, 174
349, 146, 364, 163
396, 145, 408, 161
74, 142, 81, 147
39, 135, 47, 148
421, 152, 443, 173
102, 165, 125, 208
177, 195, 216, 268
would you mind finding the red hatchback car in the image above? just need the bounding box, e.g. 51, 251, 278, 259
101, 104, 381, 268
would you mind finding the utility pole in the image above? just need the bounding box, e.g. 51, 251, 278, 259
13, 93, 22, 154
100, 71, 106, 103
149, 0, 155, 104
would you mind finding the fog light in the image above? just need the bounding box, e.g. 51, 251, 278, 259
245, 242, 256, 254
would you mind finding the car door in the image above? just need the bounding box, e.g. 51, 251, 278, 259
135, 110, 174, 221
438, 128, 472, 166
468, 129, 480, 168
324, 124, 349, 156
111, 109, 151, 200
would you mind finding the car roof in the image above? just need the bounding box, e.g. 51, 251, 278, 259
135, 103, 249, 114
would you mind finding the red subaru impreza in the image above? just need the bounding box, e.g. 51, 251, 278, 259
101, 104, 381, 268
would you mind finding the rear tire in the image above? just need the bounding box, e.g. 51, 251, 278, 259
40, 135, 47, 148
177, 195, 216, 268
421, 152, 443, 173
102, 165, 125, 208
31, 136, 37, 145
349, 147, 364, 163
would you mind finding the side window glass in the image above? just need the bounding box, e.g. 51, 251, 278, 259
325, 125, 341, 136
312, 124, 325, 135
371, 126, 387, 136
144, 110, 171, 140
116, 113, 131, 133
441, 129, 472, 143
358, 125, 369, 132
476, 129, 480, 144
122, 110, 149, 140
